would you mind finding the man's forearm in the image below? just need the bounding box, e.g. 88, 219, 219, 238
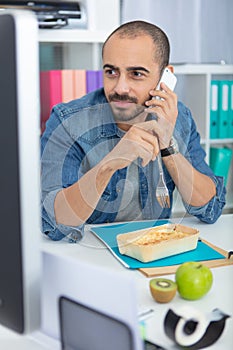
53, 122, 161, 227
163, 153, 216, 206
54, 161, 116, 226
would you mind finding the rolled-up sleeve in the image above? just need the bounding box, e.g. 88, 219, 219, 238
180, 108, 226, 223
42, 189, 84, 242
184, 175, 226, 224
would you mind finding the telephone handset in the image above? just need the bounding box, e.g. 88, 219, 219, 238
156, 67, 177, 92
147, 67, 177, 118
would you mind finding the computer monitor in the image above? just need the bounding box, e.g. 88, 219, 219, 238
41, 250, 144, 350
59, 296, 134, 350
0, 10, 41, 333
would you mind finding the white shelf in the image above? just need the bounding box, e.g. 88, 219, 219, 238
209, 138, 233, 144
173, 63, 233, 75
172, 64, 233, 144
39, 29, 108, 43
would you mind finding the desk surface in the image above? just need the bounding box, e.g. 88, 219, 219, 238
1, 214, 233, 349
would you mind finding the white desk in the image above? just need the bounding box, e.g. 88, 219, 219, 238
135, 215, 233, 349
0, 214, 233, 349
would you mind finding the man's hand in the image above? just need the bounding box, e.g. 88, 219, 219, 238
103, 122, 160, 170
145, 82, 178, 149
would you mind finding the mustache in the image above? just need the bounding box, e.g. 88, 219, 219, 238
109, 93, 138, 104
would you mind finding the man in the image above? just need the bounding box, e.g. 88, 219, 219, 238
41, 20, 226, 241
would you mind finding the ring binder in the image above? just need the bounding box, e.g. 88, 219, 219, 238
210, 147, 233, 185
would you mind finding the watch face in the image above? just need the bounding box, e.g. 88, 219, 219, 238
171, 136, 179, 153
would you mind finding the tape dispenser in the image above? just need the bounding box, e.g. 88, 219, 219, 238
164, 306, 230, 349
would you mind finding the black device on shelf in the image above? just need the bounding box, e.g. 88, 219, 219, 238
0, 1, 87, 28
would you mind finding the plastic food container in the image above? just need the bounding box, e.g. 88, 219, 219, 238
116, 224, 200, 263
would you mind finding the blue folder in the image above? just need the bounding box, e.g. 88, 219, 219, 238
228, 80, 233, 138
210, 147, 233, 185
90, 220, 225, 269
210, 80, 219, 139
218, 80, 229, 139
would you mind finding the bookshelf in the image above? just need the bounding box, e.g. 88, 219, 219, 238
172, 64, 233, 215
39, 30, 108, 69
39, 0, 120, 70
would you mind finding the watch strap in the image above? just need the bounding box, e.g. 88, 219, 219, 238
161, 145, 176, 157
160, 137, 179, 157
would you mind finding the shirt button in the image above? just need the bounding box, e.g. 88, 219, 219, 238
69, 230, 82, 242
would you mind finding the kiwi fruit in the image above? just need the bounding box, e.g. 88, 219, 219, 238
149, 278, 177, 303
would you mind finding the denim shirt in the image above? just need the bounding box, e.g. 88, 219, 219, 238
41, 88, 226, 241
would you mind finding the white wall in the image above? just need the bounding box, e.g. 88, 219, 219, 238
121, 0, 233, 64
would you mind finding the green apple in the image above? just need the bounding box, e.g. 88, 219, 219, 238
175, 261, 213, 300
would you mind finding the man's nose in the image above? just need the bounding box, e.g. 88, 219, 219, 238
114, 75, 130, 95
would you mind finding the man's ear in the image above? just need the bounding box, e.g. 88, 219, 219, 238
167, 65, 174, 73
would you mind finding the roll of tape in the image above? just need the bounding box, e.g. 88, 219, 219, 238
174, 307, 209, 347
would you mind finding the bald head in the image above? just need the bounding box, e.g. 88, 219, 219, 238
102, 20, 170, 73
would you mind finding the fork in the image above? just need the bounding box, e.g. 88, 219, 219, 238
145, 113, 170, 208
156, 153, 170, 208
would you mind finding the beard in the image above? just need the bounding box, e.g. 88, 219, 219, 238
108, 92, 145, 123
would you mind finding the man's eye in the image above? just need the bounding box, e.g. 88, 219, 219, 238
131, 71, 144, 78
105, 69, 118, 77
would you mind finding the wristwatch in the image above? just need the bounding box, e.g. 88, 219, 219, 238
161, 136, 179, 157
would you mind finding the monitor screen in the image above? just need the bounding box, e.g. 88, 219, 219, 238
0, 10, 41, 333
59, 296, 134, 350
